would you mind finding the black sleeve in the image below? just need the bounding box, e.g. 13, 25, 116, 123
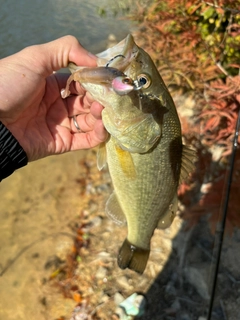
0, 121, 28, 181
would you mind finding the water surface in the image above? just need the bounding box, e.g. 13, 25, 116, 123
0, 0, 132, 57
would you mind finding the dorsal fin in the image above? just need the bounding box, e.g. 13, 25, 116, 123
180, 145, 197, 184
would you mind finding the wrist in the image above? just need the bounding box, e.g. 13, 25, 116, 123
0, 121, 28, 181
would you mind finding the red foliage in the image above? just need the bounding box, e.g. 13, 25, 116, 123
199, 75, 240, 156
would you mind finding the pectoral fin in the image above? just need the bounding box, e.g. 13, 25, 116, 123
157, 193, 178, 229
97, 142, 107, 170
105, 192, 126, 226
115, 145, 136, 179
180, 145, 197, 183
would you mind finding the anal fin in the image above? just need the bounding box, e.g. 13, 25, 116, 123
117, 239, 150, 274
105, 192, 126, 226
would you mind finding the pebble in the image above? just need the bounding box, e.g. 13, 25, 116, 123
97, 251, 111, 258
179, 314, 191, 320
101, 294, 110, 303
95, 266, 108, 279
148, 262, 163, 278
86, 182, 96, 194
184, 266, 210, 300
171, 299, 181, 312
165, 281, 177, 298
89, 216, 102, 228
116, 276, 132, 290
96, 183, 110, 193
96, 251, 114, 265
55, 237, 74, 261
70, 304, 89, 320
161, 237, 173, 250
114, 292, 125, 305
117, 293, 146, 318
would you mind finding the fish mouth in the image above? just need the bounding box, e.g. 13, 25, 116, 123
96, 34, 138, 73
61, 34, 140, 99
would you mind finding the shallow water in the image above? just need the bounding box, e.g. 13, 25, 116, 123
0, 0, 132, 57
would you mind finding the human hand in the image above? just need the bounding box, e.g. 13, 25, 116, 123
0, 36, 108, 161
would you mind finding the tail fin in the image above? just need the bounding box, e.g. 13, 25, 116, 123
117, 239, 150, 274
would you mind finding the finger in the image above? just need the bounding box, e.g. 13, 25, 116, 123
66, 95, 91, 116
90, 101, 105, 119
71, 120, 108, 150
45, 35, 97, 71
70, 112, 100, 133
65, 95, 104, 118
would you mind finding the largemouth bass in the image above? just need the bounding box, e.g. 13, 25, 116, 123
62, 34, 196, 274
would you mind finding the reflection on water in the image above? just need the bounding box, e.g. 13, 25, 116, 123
0, 0, 133, 58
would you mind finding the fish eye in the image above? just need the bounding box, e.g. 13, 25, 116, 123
137, 73, 151, 89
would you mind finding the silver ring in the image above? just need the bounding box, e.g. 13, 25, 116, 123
72, 115, 81, 132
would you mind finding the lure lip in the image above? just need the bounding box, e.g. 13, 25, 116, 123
111, 75, 148, 95
112, 76, 135, 95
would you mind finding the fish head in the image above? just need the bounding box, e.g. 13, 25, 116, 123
95, 34, 169, 153
64, 34, 169, 153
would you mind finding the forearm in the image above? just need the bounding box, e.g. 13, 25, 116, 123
0, 121, 28, 181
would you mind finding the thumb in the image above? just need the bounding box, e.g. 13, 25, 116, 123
21, 35, 97, 77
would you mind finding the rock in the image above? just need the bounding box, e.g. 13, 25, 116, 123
95, 266, 107, 279
116, 276, 133, 290
114, 292, 124, 305
165, 281, 177, 299
184, 266, 210, 300
101, 294, 110, 303
55, 237, 74, 261
171, 299, 181, 312
161, 237, 173, 251
116, 293, 146, 319
179, 314, 191, 320
115, 307, 127, 320
70, 303, 90, 320
89, 216, 102, 228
